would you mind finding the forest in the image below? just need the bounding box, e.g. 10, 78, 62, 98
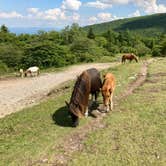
0, 13, 166, 74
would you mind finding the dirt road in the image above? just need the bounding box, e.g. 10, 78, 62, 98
0, 62, 117, 118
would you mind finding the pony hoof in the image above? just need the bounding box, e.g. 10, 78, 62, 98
72, 121, 79, 127
85, 112, 88, 117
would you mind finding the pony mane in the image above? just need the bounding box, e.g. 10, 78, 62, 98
70, 72, 87, 107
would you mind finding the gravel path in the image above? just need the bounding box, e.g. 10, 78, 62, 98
0, 62, 117, 118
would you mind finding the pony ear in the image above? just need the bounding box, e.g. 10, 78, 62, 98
65, 101, 69, 108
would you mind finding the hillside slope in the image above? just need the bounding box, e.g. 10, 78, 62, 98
83, 13, 166, 36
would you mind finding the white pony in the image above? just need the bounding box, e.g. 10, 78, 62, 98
25, 66, 40, 77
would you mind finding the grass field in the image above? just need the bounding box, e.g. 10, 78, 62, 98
69, 58, 166, 166
0, 58, 165, 165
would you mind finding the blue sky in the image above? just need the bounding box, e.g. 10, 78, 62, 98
0, 0, 166, 28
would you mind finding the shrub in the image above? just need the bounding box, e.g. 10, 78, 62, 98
0, 44, 23, 68
106, 43, 119, 53
120, 46, 137, 54
0, 61, 9, 74
152, 46, 161, 57
134, 43, 151, 56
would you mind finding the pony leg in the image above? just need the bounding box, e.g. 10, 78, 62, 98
85, 107, 89, 117
110, 92, 114, 111
106, 105, 110, 112
95, 91, 99, 103
91, 94, 94, 102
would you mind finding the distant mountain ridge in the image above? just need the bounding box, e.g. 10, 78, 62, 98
9, 27, 61, 34
83, 13, 166, 36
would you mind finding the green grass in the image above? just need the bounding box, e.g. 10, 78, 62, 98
69, 58, 166, 166
0, 61, 142, 165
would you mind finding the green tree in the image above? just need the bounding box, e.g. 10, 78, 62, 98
160, 35, 166, 56
95, 36, 107, 47
0, 61, 9, 74
134, 43, 151, 56
23, 41, 69, 68
87, 27, 95, 39
103, 29, 118, 44
152, 46, 161, 56
0, 43, 23, 68
0, 24, 9, 33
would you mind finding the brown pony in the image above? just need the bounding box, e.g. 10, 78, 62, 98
122, 53, 138, 63
101, 73, 115, 112
66, 68, 102, 127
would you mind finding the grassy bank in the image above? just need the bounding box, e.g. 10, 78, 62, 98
0, 61, 143, 165
69, 58, 166, 166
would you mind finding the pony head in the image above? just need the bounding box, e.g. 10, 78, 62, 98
65, 101, 80, 127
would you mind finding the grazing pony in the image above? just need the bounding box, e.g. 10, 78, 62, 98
101, 73, 115, 112
122, 53, 138, 63
25, 66, 40, 77
65, 68, 102, 127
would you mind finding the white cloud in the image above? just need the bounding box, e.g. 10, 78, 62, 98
0, 11, 23, 19
91, 11, 124, 25
27, 8, 39, 14
61, 0, 82, 11
97, 12, 112, 22
44, 8, 66, 20
88, 16, 98, 24
87, 12, 121, 25
72, 13, 80, 22
85, 0, 131, 9
101, 0, 131, 5
86, 1, 112, 9
135, 0, 166, 14
27, 8, 66, 21
85, 0, 166, 14
129, 10, 141, 17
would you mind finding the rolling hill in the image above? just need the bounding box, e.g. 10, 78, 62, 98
83, 13, 166, 36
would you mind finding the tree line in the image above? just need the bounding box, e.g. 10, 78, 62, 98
0, 24, 165, 74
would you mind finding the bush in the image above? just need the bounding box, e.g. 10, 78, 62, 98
161, 38, 166, 56
134, 43, 151, 56
120, 46, 137, 54
23, 42, 69, 68
106, 43, 119, 53
95, 37, 107, 47
0, 61, 9, 74
152, 46, 161, 56
0, 44, 23, 68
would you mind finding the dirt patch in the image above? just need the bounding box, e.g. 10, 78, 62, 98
31, 113, 107, 166
149, 72, 166, 77
31, 60, 152, 166
118, 60, 152, 99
